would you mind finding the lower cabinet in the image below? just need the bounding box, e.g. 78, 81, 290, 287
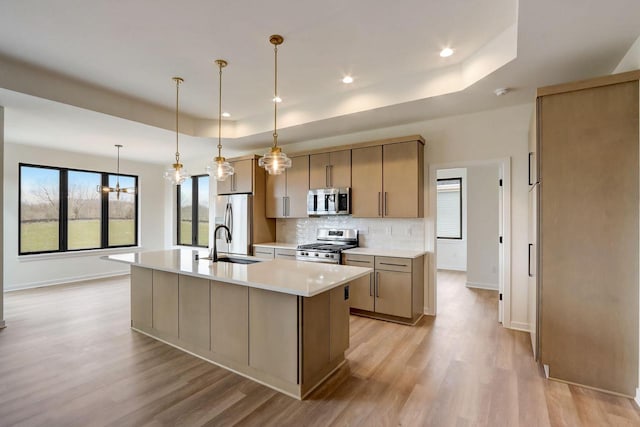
131, 266, 153, 329
343, 253, 424, 324
253, 247, 275, 259
275, 248, 297, 260
179, 275, 210, 351
252, 246, 297, 260
152, 270, 179, 338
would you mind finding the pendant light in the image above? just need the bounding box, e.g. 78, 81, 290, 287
163, 76, 191, 185
97, 144, 137, 200
206, 59, 234, 181
258, 34, 292, 175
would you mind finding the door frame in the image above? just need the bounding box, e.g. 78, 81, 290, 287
427, 157, 512, 328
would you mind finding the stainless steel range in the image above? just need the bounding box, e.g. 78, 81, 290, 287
296, 228, 358, 264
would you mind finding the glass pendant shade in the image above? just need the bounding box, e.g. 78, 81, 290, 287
258, 146, 292, 175
206, 157, 235, 181
164, 162, 190, 185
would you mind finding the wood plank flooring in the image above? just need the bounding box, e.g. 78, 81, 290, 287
0, 270, 638, 426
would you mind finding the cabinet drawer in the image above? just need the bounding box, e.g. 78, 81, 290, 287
342, 254, 374, 267
253, 247, 275, 259
275, 248, 297, 259
375, 256, 412, 273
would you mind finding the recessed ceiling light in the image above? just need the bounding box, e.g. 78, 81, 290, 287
440, 47, 454, 58
221, 112, 231, 118
342, 75, 354, 84
272, 96, 282, 103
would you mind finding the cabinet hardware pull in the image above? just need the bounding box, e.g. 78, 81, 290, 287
384, 192, 388, 216
378, 192, 382, 216
369, 273, 373, 296
528, 152, 534, 186
348, 259, 370, 263
282, 198, 286, 217
379, 262, 408, 267
528, 243, 534, 277
329, 165, 333, 187
326, 165, 330, 187
375, 272, 380, 297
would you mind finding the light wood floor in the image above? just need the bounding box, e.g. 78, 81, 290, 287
1, 271, 638, 426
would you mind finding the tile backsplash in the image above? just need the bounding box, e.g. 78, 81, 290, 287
276, 217, 425, 250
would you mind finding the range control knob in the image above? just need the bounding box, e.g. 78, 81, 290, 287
325, 254, 331, 258
314, 253, 319, 256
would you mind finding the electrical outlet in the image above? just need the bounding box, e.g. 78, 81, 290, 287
385, 226, 392, 236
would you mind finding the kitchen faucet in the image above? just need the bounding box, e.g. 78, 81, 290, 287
210, 224, 232, 262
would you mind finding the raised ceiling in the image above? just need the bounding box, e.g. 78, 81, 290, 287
0, 0, 639, 163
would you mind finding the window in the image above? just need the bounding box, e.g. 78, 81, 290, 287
19, 164, 138, 255
177, 175, 210, 247
437, 178, 462, 239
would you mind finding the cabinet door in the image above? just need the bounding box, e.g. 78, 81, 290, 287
211, 280, 248, 365
131, 266, 153, 330
152, 271, 179, 338
343, 255, 375, 311
266, 172, 286, 218
375, 270, 412, 318
216, 173, 233, 195
232, 159, 253, 193
351, 146, 383, 217
253, 246, 275, 259
309, 152, 330, 189
286, 155, 310, 218
329, 150, 351, 188
275, 248, 297, 260
179, 275, 210, 350
383, 141, 420, 218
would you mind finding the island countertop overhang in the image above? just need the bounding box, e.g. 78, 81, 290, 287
104, 249, 372, 297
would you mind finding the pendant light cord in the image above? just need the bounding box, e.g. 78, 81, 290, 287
273, 43, 278, 149
175, 78, 181, 164
218, 61, 223, 159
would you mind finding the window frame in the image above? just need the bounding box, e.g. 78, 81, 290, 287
176, 174, 209, 248
436, 177, 463, 240
18, 163, 139, 255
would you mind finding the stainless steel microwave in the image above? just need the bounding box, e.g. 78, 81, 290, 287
307, 188, 351, 216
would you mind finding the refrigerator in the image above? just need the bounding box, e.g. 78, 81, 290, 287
214, 194, 253, 256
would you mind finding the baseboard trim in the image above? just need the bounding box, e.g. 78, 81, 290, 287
465, 281, 498, 291
436, 266, 466, 272
5, 270, 130, 292
509, 321, 530, 332
635, 388, 640, 408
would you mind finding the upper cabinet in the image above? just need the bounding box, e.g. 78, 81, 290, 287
217, 158, 253, 195
352, 139, 424, 218
309, 150, 351, 189
266, 155, 310, 218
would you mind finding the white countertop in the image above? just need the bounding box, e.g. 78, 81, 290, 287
342, 248, 428, 259
105, 249, 372, 297
253, 242, 299, 250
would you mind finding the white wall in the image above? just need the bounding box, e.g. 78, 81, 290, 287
267, 103, 532, 329
466, 164, 499, 290
3, 143, 168, 290
436, 168, 467, 271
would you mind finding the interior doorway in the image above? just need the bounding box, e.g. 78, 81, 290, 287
428, 158, 511, 326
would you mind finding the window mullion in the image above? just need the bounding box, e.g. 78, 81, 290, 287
101, 173, 109, 248
192, 177, 199, 246
60, 169, 68, 252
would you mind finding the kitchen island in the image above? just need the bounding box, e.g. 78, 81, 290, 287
105, 249, 372, 399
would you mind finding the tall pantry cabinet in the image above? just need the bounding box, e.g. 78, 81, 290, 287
536, 71, 639, 397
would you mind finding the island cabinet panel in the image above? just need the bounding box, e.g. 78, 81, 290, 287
302, 293, 330, 383
309, 150, 351, 189
178, 276, 210, 351
152, 271, 179, 338
131, 266, 153, 329
211, 281, 248, 366
329, 285, 350, 361
351, 146, 383, 217
249, 288, 299, 384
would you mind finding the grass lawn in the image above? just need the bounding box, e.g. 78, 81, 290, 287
180, 221, 209, 247
21, 219, 135, 253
